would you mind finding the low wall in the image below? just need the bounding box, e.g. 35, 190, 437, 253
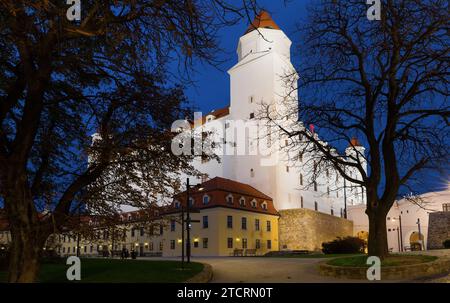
278, 208, 353, 252
318, 257, 450, 280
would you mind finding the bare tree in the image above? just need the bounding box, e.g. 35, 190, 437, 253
260, 0, 449, 258
0, 0, 260, 282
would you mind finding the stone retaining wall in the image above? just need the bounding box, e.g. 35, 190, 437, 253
278, 208, 353, 251
318, 257, 450, 280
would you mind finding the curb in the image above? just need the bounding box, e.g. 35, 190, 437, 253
318, 256, 450, 280
185, 263, 213, 283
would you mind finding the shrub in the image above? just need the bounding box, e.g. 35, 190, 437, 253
443, 239, 450, 249
322, 236, 365, 254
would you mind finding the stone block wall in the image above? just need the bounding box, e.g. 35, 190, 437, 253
427, 212, 450, 249
278, 208, 353, 252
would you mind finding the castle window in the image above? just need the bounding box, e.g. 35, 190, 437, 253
202, 195, 210, 205
266, 220, 271, 232
261, 202, 268, 210
314, 201, 318, 211
227, 238, 233, 249
255, 219, 260, 231
226, 194, 234, 204
227, 216, 233, 228
239, 197, 246, 206
249, 113, 255, 119
256, 239, 261, 249
250, 168, 255, 178
251, 199, 257, 208
241, 217, 247, 230
189, 197, 195, 207
174, 201, 181, 208
443, 203, 450, 212
267, 240, 272, 249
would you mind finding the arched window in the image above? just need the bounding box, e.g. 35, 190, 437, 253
226, 194, 234, 205
251, 199, 257, 208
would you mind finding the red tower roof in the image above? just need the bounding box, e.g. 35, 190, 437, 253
245, 10, 281, 34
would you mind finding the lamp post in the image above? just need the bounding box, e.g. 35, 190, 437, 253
181, 206, 185, 269
392, 215, 403, 252
185, 178, 203, 264
416, 218, 423, 251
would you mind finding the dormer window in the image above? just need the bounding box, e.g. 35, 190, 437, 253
239, 197, 246, 206
174, 201, 181, 209
189, 197, 195, 207
261, 202, 268, 210
206, 115, 215, 122
202, 195, 210, 205
251, 199, 257, 208
226, 194, 234, 205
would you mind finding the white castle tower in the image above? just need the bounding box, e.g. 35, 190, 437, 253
188, 11, 366, 215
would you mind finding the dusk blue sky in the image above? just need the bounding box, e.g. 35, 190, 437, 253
178, 1, 449, 195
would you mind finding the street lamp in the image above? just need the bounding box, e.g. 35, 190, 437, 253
184, 178, 203, 264
416, 218, 424, 251
391, 215, 403, 252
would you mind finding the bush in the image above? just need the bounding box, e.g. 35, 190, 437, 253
322, 236, 365, 254
443, 239, 450, 249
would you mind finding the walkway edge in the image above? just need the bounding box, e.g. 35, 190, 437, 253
186, 263, 213, 283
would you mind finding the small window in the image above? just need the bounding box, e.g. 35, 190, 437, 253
314, 181, 318, 192
300, 174, 303, 186
239, 197, 246, 206
174, 201, 181, 208
255, 219, 260, 231
314, 201, 318, 211
266, 220, 271, 232
286, 166, 289, 173
202, 216, 208, 228
250, 168, 255, 178
202, 195, 210, 205
202, 238, 208, 249
443, 203, 450, 212
300, 196, 304, 208
170, 220, 176, 232
242, 238, 248, 249
327, 186, 330, 197
227, 238, 233, 248
298, 151, 303, 162
225, 122, 230, 129
194, 240, 199, 248
226, 194, 233, 204
251, 199, 257, 208
249, 113, 255, 119
170, 240, 175, 250
267, 240, 272, 250
256, 239, 261, 249
249, 96, 254, 103
227, 216, 233, 228
261, 202, 268, 210
241, 217, 247, 230
189, 197, 195, 207
331, 208, 334, 216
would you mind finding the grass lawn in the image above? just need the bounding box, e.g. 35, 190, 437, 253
264, 253, 363, 258
327, 254, 437, 267
0, 258, 203, 283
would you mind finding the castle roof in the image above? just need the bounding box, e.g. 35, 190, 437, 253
245, 10, 280, 35
172, 177, 278, 216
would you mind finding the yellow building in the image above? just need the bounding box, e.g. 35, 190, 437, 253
2, 177, 280, 258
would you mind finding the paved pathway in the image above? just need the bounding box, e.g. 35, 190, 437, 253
142, 249, 450, 283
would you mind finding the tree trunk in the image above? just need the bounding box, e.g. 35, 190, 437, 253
8, 227, 44, 282
366, 208, 389, 259
4, 172, 47, 283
